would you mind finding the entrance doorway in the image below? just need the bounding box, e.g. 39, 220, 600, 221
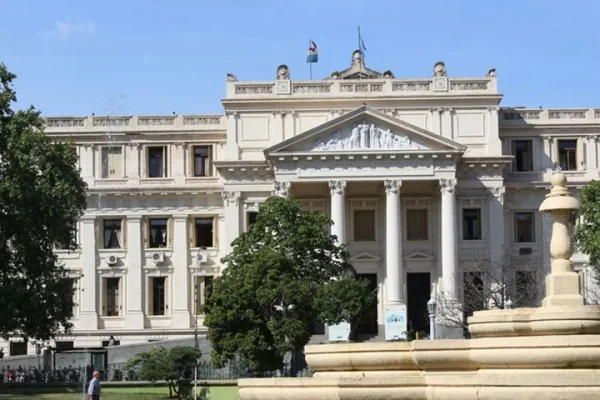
354, 273, 378, 337
407, 272, 430, 335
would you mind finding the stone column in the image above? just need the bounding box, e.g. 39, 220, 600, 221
385, 180, 403, 304
329, 181, 347, 244
79, 215, 98, 330
440, 179, 458, 300
222, 191, 241, 256
171, 215, 191, 328
273, 181, 291, 198
125, 215, 144, 328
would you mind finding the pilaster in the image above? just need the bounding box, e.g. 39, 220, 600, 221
171, 215, 191, 328
222, 191, 241, 256
283, 110, 296, 141
125, 215, 144, 328
225, 111, 240, 160
79, 215, 98, 330
440, 107, 454, 140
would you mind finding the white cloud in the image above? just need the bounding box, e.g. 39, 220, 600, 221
38, 18, 96, 40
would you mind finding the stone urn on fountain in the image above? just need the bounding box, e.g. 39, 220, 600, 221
238, 172, 600, 400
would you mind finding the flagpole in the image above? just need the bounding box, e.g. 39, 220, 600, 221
309, 37, 312, 80
357, 26, 362, 80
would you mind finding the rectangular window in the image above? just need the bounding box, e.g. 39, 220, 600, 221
406, 209, 428, 241
148, 218, 168, 248
150, 277, 167, 316
247, 211, 259, 230
55, 341, 74, 351
101, 146, 124, 179
194, 275, 214, 314
193, 146, 211, 177
103, 219, 123, 249
195, 217, 214, 248
147, 146, 167, 178
9, 341, 27, 356
462, 208, 482, 240
104, 277, 121, 317
353, 210, 376, 241
512, 140, 533, 172
514, 211, 535, 243
558, 139, 578, 171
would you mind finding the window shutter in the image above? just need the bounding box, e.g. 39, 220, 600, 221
209, 146, 214, 176
168, 217, 173, 248
213, 216, 219, 247
165, 277, 170, 315
120, 218, 127, 248
163, 146, 168, 177
118, 277, 123, 315
189, 217, 195, 248
142, 218, 148, 248
148, 278, 154, 315
101, 279, 107, 316
189, 145, 194, 177
99, 219, 105, 249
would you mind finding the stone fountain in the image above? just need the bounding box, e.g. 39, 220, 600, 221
238, 172, 600, 400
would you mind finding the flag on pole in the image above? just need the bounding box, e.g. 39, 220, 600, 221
358, 26, 367, 56
306, 40, 318, 63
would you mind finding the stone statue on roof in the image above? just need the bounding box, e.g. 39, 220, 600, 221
433, 61, 447, 77
276, 65, 290, 80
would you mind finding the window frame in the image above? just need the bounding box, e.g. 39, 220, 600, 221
102, 218, 125, 249
511, 139, 533, 172
193, 216, 215, 248
147, 217, 170, 249
557, 139, 578, 171
513, 211, 536, 244
100, 145, 125, 179
461, 208, 483, 241
102, 277, 123, 317
146, 145, 168, 178
350, 199, 379, 243
192, 145, 212, 177
147, 275, 170, 317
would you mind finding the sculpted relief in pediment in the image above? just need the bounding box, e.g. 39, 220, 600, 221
308, 122, 429, 151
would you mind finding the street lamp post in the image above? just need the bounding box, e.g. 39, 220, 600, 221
427, 298, 436, 340
505, 297, 513, 309
275, 303, 295, 376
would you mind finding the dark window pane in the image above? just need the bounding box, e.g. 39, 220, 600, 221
103, 219, 122, 249
515, 212, 535, 243
462, 208, 482, 240
248, 212, 258, 228
558, 140, 577, 171
193, 146, 210, 177
152, 277, 166, 316
195, 218, 214, 247
106, 278, 120, 316
148, 147, 166, 177
149, 219, 168, 248
513, 140, 533, 172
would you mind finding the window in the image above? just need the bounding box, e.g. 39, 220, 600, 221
247, 211, 259, 230
148, 218, 168, 248
512, 140, 533, 172
406, 209, 428, 241
147, 146, 167, 178
194, 275, 213, 314
194, 217, 214, 248
353, 210, 376, 241
9, 341, 27, 356
101, 146, 124, 178
103, 278, 121, 317
558, 139, 578, 171
462, 208, 482, 240
56, 221, 77, 250
55, 341, 74, 351
103, 219, 123, 249
149, 277, 167, 316
514, 212, 535, 243
193, 146, 211, 177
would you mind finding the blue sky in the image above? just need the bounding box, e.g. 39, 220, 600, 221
2, 0, 600, 116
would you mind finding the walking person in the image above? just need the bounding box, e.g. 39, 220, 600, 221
87, 370, 101, 400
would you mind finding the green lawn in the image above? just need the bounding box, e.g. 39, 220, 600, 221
0, 386, 239, 400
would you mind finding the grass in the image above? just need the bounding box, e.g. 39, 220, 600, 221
0, 386, 239, 399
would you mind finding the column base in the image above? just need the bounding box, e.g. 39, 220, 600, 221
79, 311, 98, 331
171, 310, 192, 329
125, 311, 145, 329
543, 272, 584, 307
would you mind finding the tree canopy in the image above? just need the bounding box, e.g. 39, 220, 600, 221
204, 196, 377, 373
575, 180, 600, 283
126, 346, 207, 399
0, 64, 87, 340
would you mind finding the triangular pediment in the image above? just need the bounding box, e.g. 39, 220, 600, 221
350, 252, 382, 262
265, 106, 466, 156
403, 251, 435, 261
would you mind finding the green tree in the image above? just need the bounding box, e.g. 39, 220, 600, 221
575, 180, 600, 283
126, 346, 207, 399
0, 64, 87, 340
204, 196, 377, 374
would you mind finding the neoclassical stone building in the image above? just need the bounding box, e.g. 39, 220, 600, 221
3, 51, 600, 355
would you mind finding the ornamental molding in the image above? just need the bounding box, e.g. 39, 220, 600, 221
384, 180, 402, 195
488, 186, 506, 204
439, 178, 457, 194
222, 191, 241, 207
329, 180, 347, 196
272, 181, 291, 197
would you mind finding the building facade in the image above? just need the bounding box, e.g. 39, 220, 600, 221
3, 51, 600, 356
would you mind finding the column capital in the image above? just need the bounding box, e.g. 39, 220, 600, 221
541, 135, 554, 143
439, 178, 457, 194
329, 180, 347, 196
272, 181, 291, 198
222, 191, 241, 206
488, 186, 506, 204
384, 180, 402, 195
